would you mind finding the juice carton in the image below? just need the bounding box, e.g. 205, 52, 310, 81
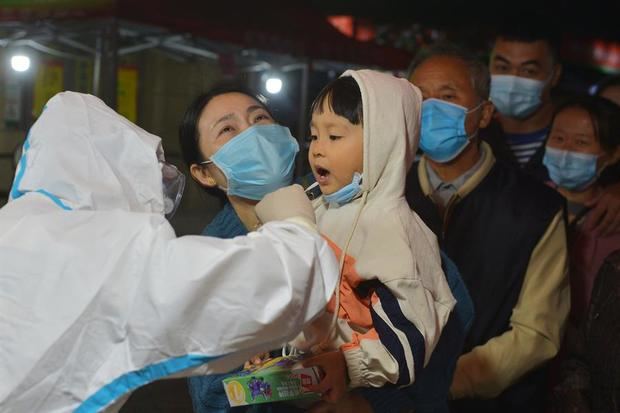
222, 355, 322, 407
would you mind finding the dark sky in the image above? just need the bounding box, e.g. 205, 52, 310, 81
309, 0, 620, 40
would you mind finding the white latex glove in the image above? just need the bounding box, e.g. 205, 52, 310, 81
256, 184, 317, 231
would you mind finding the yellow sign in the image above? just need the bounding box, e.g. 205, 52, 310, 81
117, 65, 138, 122
33, 61, 63, 118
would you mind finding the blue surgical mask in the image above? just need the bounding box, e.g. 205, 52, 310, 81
543, 146, 599, 191
323, 172, 362, 206
201, 124, 299, 200
490, 75, 545, 119
420, 98, 482, 163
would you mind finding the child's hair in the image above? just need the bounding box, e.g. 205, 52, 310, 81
551, 95, 620, 155
310, 76, 363, 125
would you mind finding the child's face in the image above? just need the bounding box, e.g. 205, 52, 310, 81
309, 101, 363, 195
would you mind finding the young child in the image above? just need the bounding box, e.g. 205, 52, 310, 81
298, 70, 456, 402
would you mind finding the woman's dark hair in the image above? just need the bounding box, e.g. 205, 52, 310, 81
179, 83, 271, 168
551, 95, 620, 154
593, 74, 620, 97
310, 75, 363, 125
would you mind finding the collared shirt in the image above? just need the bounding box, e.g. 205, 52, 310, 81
425, 148, 487, 208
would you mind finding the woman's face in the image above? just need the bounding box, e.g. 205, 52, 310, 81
190, 92, 275, 191
547, 106, 608, 169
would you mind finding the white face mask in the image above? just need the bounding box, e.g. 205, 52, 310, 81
490, 75, 546, 119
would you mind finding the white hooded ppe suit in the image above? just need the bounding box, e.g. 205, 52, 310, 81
0, 92, 338, 412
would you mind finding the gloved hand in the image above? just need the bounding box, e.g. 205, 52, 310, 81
255, 184, 317, 230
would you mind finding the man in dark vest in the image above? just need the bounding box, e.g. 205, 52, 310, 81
406, 43, 570, 413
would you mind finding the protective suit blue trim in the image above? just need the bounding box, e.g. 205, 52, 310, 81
9, 136, 72, 210
35, 189, 72, 210
9, 136, 30, 200
75, 353, 221, 413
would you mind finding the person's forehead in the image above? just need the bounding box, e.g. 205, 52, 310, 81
492, 38, 552, 63
553, 107, 594, 132
200, 92, 261, 126
411, 56, 473, 90
311, 103, 356, 128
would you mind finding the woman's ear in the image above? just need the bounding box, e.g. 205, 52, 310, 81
190, 164, 217, 188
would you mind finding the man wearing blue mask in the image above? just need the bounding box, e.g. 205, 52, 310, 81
487, 27, 561, 168
485, 24, 620, 237
406, 43, 570, 413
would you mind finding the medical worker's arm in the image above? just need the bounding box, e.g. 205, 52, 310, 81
450, 210, 569, 398
150, 185, 338, 372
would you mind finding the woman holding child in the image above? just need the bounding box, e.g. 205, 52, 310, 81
179, 71, 457, 413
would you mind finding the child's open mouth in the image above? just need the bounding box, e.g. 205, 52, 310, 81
315, 166, 330, 185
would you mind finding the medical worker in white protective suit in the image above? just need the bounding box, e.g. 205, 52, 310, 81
0, 92, 339, 413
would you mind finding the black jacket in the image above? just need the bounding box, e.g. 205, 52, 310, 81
406, 156, 565, 413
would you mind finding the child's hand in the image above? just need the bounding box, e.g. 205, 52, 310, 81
243, 352, 271, 369
303, 351, 348, 403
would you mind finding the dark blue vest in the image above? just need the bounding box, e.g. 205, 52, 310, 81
406, 160, 565, 413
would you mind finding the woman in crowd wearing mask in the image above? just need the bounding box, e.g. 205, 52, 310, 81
179, 84, 308, 413
544, 95, 620, 412
543, 95, 620, 319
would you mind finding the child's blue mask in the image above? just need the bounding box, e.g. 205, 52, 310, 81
323, 172, 363, 206
420, 98, 482, 163
202, 124, 299, 200
543, 146, 599, 191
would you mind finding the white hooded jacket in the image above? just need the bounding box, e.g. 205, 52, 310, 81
0, 92, 339, 412
300, 70, 456, 389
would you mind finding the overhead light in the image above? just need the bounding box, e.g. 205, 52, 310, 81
265, 76, 283, 94
11, 55, 31, 72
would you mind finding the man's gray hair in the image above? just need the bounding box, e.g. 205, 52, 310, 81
407, 43, 490, 101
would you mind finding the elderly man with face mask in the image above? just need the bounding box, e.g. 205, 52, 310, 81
0, 92, 339, 413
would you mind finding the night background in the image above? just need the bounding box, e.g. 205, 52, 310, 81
0, 1, 618, 408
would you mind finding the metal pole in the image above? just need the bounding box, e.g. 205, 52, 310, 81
93, 19, 118, 109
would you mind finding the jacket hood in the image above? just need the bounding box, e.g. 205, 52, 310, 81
342, 69, 422, 201
10, 92, 166, 214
